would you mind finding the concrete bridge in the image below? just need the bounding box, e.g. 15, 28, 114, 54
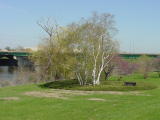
119, 53, 159, 59
0, 51, 31, 67
0, 51, 159, 66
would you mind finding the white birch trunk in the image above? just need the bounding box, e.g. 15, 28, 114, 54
92, 44, 114, 85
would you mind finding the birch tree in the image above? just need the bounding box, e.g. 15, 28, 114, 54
75, 13, 118, 85
64, 13, 118, 85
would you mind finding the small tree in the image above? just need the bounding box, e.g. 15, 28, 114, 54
82, 13, 118, 85
33, 18, 66, 81
152, 57, 160, 77
137, 55, 153, 79
114, 56, 138, 80
104, 63, 115, 80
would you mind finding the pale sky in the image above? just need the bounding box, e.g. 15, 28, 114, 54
0, 0, 160, 53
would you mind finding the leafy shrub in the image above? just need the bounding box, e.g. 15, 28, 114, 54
152, 57, 160, 77
113, 56, 139, 80
137, 55, 153, 79
41, 79, 157, 91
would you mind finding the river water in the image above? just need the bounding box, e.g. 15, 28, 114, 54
0, 67, 18, 81
0, 66, 36, 87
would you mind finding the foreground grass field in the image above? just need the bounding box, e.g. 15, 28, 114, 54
0, 73, 160, 120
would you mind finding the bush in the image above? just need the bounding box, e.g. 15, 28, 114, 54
152, 57, 160, 77
40, 79, 157, 91
113, 56, 139, 80
137, 55, 153, 79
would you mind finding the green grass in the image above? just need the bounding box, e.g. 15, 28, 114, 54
0, 72, 160, 120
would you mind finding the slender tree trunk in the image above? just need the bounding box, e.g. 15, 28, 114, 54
158, 72, 160, 78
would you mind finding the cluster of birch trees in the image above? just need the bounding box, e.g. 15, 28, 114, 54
32, 13, 118, 85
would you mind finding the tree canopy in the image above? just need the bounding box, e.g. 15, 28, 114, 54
32, 13, 119, 85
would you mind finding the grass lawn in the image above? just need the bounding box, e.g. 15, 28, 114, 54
0, 73, 160, 120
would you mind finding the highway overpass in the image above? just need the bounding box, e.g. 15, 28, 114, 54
0, 51, 159, 66
0, 51, 31, 66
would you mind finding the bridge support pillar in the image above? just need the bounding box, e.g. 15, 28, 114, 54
16, 56, 33, 69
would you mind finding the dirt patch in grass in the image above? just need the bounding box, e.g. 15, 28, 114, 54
88, 98, 106, 101
95, 91, 148, 96
24, 89, 92, 99
24, 89, 149, 99
50, 89, 146, 96
0, 97, 19, 101
24, 91, 68, 99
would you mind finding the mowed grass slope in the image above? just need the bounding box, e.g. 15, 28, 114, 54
0, 73, 160, 120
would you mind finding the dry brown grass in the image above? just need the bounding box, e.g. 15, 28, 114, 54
0, 97, 19, 101
87, 98, 106, 101
23, 89, 149, 99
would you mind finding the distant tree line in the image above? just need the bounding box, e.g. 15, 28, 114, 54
2, 46, 32, 52
113, 55, 160, 79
